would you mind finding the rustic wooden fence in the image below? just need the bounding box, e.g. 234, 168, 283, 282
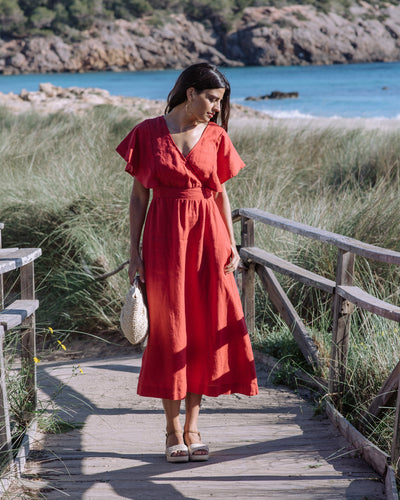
233, 207, 400, 477
0, 222, 41, 485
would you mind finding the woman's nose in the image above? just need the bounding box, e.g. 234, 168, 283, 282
213, 102, 221, 112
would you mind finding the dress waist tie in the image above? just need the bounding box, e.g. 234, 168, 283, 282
153, 186, 213, 200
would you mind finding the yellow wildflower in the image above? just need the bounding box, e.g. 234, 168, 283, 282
48, 327, 54, 334
79, 365, 84, 374
57, 340, 67, 351
33, 357, 41, 364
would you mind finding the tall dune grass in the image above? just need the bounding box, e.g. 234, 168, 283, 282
1, 105, 400, 453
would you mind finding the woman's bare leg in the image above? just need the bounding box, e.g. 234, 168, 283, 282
184, 392, 208, 456
162, 398, 187, 457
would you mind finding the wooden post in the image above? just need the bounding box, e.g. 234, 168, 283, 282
0, 326, 13, 470
241, 216, 255, 334
328, 250, 355, 406
20, 262, 37, 413
0, 223, 4, 310
392, 374, 400, 474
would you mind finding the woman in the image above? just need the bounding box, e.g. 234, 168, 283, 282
116, 63, 258, 463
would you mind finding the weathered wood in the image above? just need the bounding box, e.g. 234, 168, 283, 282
385, 465, 398, 500
0, 227, 3, 310
391, 375, 400, 471
0, 326, 13, 470
241, 246, 336, 294
325, 401, 389, 477
337, 285, 400, 322
366, 360, 400, 422
20, 262, 37, 414
0, 299, 39, 330
256, 264, 321, 371
329, 250, 355, 404
10, 355, 386, 500
0, 248, 19, 255
241, 217, 255, 334
239, 208, 400, 265
0, 248, 42, 274
231, 209, 241, 224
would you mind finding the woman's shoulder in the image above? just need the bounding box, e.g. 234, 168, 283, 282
132, 115, 164, 133
207, 121, 226, 139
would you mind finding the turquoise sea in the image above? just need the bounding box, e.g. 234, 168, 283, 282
0, 62, 399, 119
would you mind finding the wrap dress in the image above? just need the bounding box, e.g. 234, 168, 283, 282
117, 116, 258, 400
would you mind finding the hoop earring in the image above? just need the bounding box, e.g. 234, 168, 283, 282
185, 100, 193, 117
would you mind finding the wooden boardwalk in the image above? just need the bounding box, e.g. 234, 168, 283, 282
9, 353, 386, 499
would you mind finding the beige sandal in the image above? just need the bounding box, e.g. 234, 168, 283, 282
165, 431, 189, 463
184, 430, 209, 462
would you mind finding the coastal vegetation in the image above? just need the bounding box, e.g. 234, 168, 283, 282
1, 105, 400, 455
1, 0, 397, 38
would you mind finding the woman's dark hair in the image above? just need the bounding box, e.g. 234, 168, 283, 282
165, 62, 231, 131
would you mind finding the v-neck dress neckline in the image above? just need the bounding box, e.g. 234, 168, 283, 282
162, 116, 209, 160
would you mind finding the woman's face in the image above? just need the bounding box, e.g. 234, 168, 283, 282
187, 87, 225, 123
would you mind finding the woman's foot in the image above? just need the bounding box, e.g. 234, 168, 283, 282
183, 430, 209, 461
165, 431, 189, 463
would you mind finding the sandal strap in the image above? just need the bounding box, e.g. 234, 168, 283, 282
187, 443, 209, 453
166, 443, 188, 455
183, 430, 201, 438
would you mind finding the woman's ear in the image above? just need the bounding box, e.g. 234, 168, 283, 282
186, 87, 195, 102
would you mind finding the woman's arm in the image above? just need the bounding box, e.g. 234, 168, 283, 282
129, 178, 150, 284
214, 184, 240, 274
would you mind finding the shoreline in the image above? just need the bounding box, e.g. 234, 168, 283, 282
0, 83, 399, 130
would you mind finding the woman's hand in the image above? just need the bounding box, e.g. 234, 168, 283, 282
129, 254, 145, 284
225, 244, 240, 274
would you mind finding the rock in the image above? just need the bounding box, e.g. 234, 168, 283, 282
0, 83, 267, 120
246, 90, 299, 101
0, 5, 400, 74
39, 82, 58, 97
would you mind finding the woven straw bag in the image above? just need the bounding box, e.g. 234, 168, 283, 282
120, 277, 149, 345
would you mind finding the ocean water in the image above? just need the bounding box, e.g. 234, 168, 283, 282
0, 62, 399, 119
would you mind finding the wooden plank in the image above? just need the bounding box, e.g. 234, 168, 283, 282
337, 285, 400, 322
11, 355, 386, 499
366, 360, 400, 422
385, 465, 398, 500
239, 208, 400, 265
329, 250, 355, 404
325, 401, 389, 478
0, 233, 3, 310
255, 264, 321, 371
0, 248, 19, 255
0, 299, 39, 330
0, 326, 13, 470
241, 246, 335, 294
232, 209, 241, 224
391, 376, 400, 471
0, 248, 42, 274
241, 217, 255, 334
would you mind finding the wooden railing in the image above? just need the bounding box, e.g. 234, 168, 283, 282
233, 208, 400, 474
0, 222, 41, 484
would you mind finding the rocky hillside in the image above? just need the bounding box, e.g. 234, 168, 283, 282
1, 3, 400, 74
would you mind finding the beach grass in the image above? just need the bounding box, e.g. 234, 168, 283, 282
1, 105, 400, 454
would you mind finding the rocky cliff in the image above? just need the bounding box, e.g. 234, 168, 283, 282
1, 3, 400, 74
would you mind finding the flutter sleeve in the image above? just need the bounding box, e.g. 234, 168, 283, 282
115, 120, 153, 188
216, 129, 245, 184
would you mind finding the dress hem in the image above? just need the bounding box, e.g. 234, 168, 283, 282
137, 384, 259, 400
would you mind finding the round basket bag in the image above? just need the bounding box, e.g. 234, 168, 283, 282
120, 277, 149, 345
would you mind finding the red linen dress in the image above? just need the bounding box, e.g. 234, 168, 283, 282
117, 116, 258, 400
